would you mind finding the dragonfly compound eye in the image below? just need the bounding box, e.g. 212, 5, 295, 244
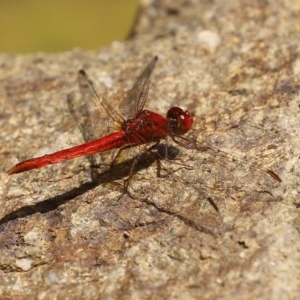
166, 107, 194, 135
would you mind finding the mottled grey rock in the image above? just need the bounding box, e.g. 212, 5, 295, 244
1, 0, 299, 299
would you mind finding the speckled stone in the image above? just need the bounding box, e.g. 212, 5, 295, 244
1, 0, 299, 299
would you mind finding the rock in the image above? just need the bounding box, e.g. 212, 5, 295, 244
1, 0, 299, 298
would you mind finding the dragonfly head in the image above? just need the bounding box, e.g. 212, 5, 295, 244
166, 106, 193, 136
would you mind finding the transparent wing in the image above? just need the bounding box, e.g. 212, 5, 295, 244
77, 69, 124, 125
66, 69, 124, 178
119, 56, 158, 119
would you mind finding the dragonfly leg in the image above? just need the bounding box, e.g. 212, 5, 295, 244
120, 142, 161, 196
109, 145, 132, 171
150, 143, 193, 178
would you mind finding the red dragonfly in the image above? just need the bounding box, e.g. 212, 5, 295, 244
7, 56, 193, 175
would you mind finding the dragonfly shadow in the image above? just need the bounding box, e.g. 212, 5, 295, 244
0, 144, 180, 229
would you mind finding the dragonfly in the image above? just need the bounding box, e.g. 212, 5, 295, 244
7, 56, 194, 176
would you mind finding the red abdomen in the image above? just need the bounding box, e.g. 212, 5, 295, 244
7, 132, 126, 174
